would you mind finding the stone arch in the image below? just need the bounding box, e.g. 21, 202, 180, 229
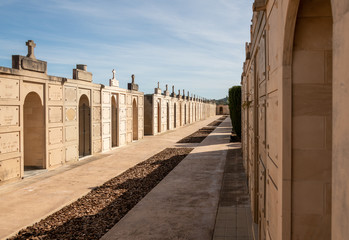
79, 94, 91, 157
132, 98, 138, 140
167, 102, 170, 130
174, 103, 177, 128
111, 95, 118, 147
157, 100, 161, 133
180, 102, 182, 126
282, 0, 333, 239
24, 92, 45, 170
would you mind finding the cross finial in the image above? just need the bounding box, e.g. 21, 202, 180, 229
157, 82, 160, 88
172, 85, 175, 93
112, 69, 116, 79
26, 40, 36, 59
131, 74, 135, 83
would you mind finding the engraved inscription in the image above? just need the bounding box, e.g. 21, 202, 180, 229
0, 132, 19, 154
0, 106, 19, 126
0, 157, 20, 181
48, 127, 63, 145
49, 85, 63, 101
65, 87, 77, 102
48, 107, 63, 123
0, 79, 19, 99
65, 145, 78, 162
103, 122, 110, 135
49, 148, 63, 167
93, 107, 101, 122
65, 107, 77, 121
93, 90, 101, 104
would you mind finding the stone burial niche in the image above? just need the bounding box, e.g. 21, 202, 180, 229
0, 41, 144, 185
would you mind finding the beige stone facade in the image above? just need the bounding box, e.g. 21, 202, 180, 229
216, 104, 229, 115
241, 0, 349, 239
0, 41, 143, 185
144, 85, 216, 135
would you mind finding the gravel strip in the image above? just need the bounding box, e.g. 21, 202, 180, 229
9, 148, 193, 240
177, 127, 216, 143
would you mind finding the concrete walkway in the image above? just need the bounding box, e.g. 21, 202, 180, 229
0, 116, 220, 240
101, 117, 241, 240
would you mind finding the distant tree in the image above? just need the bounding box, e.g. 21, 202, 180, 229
228, 86, 241, 140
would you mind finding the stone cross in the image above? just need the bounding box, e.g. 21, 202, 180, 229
132, 74, 135, 83
26, 40, 36, 59
112, 69, 116, 79
157, 82, 160, 88
166, 84, 168, 91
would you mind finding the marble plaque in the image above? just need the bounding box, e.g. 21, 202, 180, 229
103, 138, 110, 151
49, 85, 63, 101
93, 139, 101, 153
103, 122, 110, 135
65, 145, 78, 162
0, 157, 20, 181
0, 106, 19, 126
0, 132, 19, 154
120, 94, 125, 105
48, 127, 63, 145
127, 95, 132, 105
93, 123, 101, 137
0, 79, 19, 99
102, 107, 110, 120
93, 90, 101, 104
48, 107, 63, 123
65, 107, 77, 121
65, 87, 77, 102
93, 107, 101, 122
103, 92, 110, 104
49, 148, 63, 167
65, 126, 77, 142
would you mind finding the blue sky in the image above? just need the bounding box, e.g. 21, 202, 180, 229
0, 0, 253, 99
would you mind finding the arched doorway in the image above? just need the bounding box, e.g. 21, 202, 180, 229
167, 102, 170, 130
79, 95, 91, 157
111, 95, 118, 147
174, 103, 177, 128
157, 101, 161, 133
287, 0, 333, 238
132, 99, 138, 140
220, 106, 223, 115
184, 104, 187, 125
24, 92, 45, 170
180, 103, 182, 126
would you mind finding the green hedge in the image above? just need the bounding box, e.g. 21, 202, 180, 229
228, 86, 241, 140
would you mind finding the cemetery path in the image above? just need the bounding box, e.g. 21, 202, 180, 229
101, 117, 243, 240
0, 116, 221, 240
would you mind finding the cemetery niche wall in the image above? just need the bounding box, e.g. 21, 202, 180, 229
144, 84, 216, 135
0, 40, 144, 185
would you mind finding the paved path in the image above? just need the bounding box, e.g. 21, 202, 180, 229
0, 116, 220, 240
101, 117, 242, 240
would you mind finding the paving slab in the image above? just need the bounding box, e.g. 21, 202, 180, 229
0, 116, 220, 240
101, 117, 237, 240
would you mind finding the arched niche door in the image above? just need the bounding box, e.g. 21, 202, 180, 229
111, 95, 118, 147
174, 103, 177, 128
167, 102, 170, 130
132, 99, 138, 140
157, 100, 161, 133
79, 95, 91, 157
220, 106, 223, 115
24, 92, 45, 170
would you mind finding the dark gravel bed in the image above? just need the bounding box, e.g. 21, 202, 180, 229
177, 127, 216, 143
207, 115, 228, 126
9, 148, 194, 240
